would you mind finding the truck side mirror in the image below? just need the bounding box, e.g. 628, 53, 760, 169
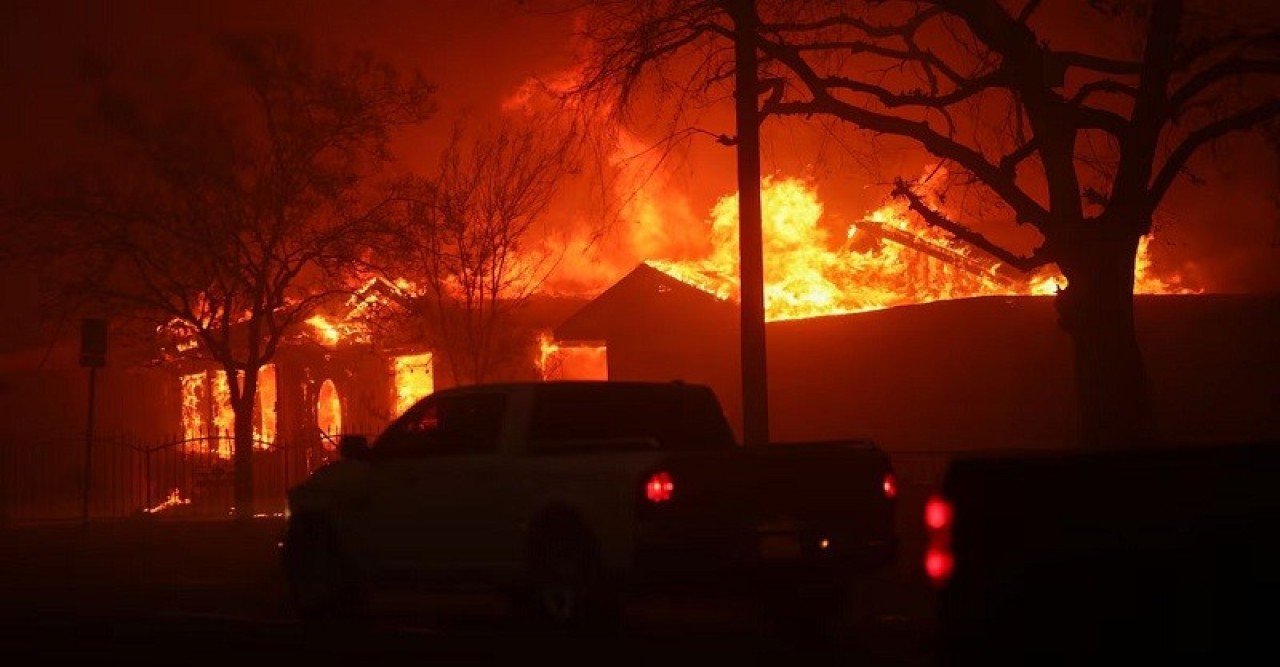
337, 434, 371, 461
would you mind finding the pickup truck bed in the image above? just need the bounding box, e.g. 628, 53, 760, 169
632, 440, 896, 590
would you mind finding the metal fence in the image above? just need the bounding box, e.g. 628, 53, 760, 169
0, 426, 1040, 527
0, 433, 333, 524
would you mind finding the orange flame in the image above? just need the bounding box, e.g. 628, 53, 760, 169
1134, 235, 1198, 295
144, 488, 191, 513
537, 332, 608, 381
307, 316, 342, 346
179, 367, 277, 458
305, 277, 397, 347
646, 176, 1196, 320
392, 353, 435, 416
180, 372, 207, 443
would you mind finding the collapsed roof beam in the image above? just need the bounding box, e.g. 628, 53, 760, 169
848, 218, 1026, 290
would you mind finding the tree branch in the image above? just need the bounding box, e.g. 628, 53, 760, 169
1149, 98, 1280, 205
754, 30, 1051, 230
891, 179, 1049, 272
761, 6, 944, 38
999, 138, 1039, 176
818, 69, 1008, 109
1017, 0, 1045, 25
1056, 50, 1143, 75
1069, 79, 1140, 105
764, 93, 1051, 228
1169, 58, 1280, 117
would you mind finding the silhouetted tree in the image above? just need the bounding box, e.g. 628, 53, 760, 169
18, 32, 435, 515
380, 116, 581, 385
575, 0, 1280, 448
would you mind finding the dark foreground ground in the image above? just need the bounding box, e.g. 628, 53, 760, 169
0, 517, 937, 666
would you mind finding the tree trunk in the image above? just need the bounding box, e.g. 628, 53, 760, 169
1054, 231, 1158, 450
232, 394, 256, 519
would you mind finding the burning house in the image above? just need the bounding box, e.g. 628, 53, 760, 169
3, 175, 1274, 522
546, 178, 1279, 453
0, 277, 587, 521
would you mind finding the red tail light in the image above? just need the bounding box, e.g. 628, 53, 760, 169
925, 494, 952, 530
924, 494, 954, 586
882, 472, 898, 499
645, 471, 674, 503
925, 548, 954, 583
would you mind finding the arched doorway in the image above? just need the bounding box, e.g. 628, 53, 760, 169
317, 378, 343, 453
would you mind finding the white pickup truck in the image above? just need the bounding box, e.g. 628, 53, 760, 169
282, 380, 897, 631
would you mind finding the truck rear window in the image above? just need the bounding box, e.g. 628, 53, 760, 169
527, 383, 737, 452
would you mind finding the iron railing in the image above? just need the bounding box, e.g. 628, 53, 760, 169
0, 426, 1036, 526
0, 432, 341, 524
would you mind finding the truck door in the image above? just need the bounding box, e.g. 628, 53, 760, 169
362, 392, 510, 581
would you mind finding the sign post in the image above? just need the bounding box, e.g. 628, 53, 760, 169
80, 318, 107, 523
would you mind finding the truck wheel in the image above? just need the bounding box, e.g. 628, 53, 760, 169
519, 527, 619, 633
282, 515, 362, 624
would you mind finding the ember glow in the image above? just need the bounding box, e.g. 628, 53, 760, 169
258, 364, 278, 443
307, 315, 342, 346
179, 367, 278, 458
645, 177, 1196, 320
537, 332, 608, 381
392, 353, 435, 416
180, 372, 207, 443
305, 279, 389, 347
144, 488, 191, 514
211, 372, 234, 449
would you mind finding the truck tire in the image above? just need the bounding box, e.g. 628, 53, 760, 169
282, 514, 362, 624
517, 522, 619, 634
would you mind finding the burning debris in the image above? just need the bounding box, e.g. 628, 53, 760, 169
143, 488, 192, 514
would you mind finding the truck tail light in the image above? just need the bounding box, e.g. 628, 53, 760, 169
644, 471, 674, 503
882, 472, 898, 499
924, 494, 954, 586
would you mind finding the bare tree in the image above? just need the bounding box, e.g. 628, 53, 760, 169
574, 0, 1280, 449
17, 32, 435, 516
381, 117, 581, 386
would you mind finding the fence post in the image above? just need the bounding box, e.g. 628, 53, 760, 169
81, 365, 98, 523
144, 442, 153, 512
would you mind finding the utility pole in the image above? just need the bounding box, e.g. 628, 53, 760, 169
731, 0, 770, 446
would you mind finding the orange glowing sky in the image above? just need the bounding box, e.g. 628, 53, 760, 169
2, 0, 1278, 352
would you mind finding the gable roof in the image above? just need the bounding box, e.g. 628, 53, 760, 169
554, 263, 736, 341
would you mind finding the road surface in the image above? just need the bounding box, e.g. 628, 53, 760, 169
0, 518, 935, 665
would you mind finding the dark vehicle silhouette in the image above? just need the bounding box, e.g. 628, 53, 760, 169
281, 380, 897, 632
925, 440, 1280, 664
